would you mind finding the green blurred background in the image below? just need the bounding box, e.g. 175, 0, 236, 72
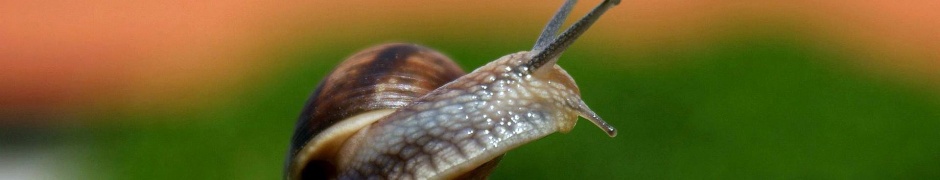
2, 0, 939, 179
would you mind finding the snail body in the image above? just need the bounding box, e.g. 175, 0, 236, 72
286, 0, 621, 179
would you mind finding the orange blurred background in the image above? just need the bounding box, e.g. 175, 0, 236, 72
3, 0, 937, 124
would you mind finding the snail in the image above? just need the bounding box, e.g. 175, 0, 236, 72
286, 0, 621, 179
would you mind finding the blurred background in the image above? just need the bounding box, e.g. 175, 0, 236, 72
2, 0, 939, 179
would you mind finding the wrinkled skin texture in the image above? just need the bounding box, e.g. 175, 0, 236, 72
337, 52, 608, 179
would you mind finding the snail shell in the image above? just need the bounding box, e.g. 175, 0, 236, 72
285, 43, 495, 179
286, 0, 621, 179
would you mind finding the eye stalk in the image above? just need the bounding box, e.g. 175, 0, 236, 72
528, 0, 621, 72
532, 0, 578, 53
